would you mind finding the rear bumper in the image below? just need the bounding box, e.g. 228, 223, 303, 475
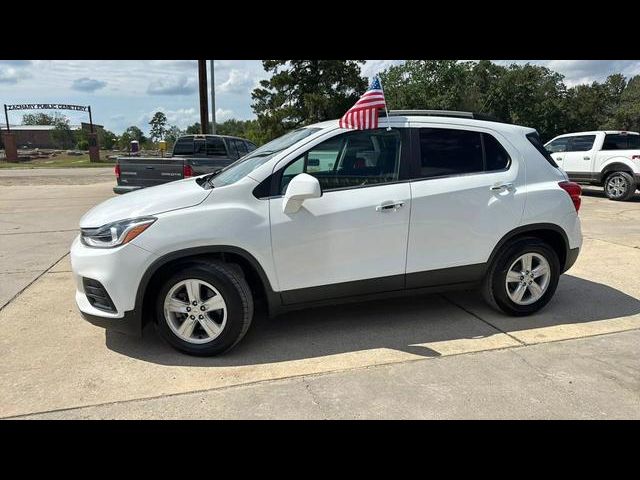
564, 247, 580, 273
80, 309, 142, 337
113, 185, 143, 194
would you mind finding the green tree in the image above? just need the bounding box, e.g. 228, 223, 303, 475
101, 130, 118, 150
605, 75, 640, 132
149, 111, 168, 142
22, 112, 56, 125
185, 122, 201, 134
252, 60, 368, 141
379, 60, 570, 141
118, 132, 132, 150
380, 60, 474, 112
50, 115, 75, 149
164, 125, 184, 145
124, 125, 147, 143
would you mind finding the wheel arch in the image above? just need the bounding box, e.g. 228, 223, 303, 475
137, 246, 279, 327
487, 223, 571, 273
599, 161, 637, 183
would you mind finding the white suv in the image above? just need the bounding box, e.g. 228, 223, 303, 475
545, 130, 640, 201
71, 111, 583, 356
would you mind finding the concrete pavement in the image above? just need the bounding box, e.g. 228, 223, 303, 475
19, 329, 640, 419
0, 173, 639, 419
0, 181, 115, 308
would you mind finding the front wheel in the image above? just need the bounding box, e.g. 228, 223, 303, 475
154, 261, 254, 356
482, 237, 560, 316
604, 171, 636, 201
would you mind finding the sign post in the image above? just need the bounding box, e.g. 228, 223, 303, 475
2, 103, 100, 162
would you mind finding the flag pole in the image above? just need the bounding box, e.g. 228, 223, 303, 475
377, 75, 392, 131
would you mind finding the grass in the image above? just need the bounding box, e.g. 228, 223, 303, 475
0, 153, 117, 169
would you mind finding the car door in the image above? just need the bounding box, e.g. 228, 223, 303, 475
544, 136, 569, 169
561, 134, 597, 181
268, 127, 412, 303
406, 125, 526, 287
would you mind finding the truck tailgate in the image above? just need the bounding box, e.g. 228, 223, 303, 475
117, 157, 183, 189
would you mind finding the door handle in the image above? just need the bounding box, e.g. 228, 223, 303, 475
556, 157, 563, 161
490, 182, 514, 192
376, 201, 404, 212
583, 156, 590, 160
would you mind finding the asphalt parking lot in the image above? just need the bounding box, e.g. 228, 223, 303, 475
1, 168, 639, 419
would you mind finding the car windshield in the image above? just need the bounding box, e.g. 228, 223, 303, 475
210, 127, 321, 188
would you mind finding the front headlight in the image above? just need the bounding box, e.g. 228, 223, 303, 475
81, 217, 156, 248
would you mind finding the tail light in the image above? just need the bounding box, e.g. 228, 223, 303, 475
559, 181, 582, 213
632, 155, 640, 160
114, 163, 121, 180
183, 164, 193, 178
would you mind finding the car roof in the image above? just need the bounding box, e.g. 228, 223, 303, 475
180, 134, 251, 141
552, 130, 640, 139
304, 115, 535, 135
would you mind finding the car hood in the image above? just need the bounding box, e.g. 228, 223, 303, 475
80, 178, 211, 228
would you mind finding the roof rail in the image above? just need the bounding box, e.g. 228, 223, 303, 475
386, 109, 506, 123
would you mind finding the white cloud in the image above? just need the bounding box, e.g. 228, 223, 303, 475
215, 108, 234, 121
217, 69, 254, 94
139, 107, 200, 131
0, 65, 31, 84
362, 60, 404, 79
72, 77, 107, 92
147, 76, 197, 95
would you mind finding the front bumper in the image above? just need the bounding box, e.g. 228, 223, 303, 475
80, 309, 142, 336
71, 235, 157, 335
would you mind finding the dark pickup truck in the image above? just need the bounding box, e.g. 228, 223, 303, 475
113, 134, 257, 194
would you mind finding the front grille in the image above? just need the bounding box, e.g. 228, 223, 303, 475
83, 278, 117, 313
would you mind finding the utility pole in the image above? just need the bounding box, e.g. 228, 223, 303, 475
210, 60, 216, 134
197, 60, 209, 134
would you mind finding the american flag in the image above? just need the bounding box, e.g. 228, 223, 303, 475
339, 76, 387, 130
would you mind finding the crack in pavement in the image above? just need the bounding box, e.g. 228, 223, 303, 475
0, 251, 70, 312
440, 294, 527, 346
584, 235, 640, 250
0, 228, 78, 236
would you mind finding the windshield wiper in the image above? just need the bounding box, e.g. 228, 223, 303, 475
205, 168, 224, 187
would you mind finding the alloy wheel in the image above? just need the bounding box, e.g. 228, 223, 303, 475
505, 253, 551, 306
163, 279, 227, 344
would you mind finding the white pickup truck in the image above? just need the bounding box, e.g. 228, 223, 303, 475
545, 131, 640, 201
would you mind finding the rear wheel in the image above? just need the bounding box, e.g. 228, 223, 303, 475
604, 171, 636, 201
482, 237, 560, 316
154, 261, 253, 356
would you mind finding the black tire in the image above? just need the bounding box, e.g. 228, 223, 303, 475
482, 237, 560, 316
154, 261, 253, 356
603, 171, 636, 201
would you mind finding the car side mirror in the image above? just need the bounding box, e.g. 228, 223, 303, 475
282, 173, 322, 214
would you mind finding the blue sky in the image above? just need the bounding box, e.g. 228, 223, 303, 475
2, 60, 640, 135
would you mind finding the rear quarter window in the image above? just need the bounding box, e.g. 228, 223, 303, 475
526, 132, 558, 168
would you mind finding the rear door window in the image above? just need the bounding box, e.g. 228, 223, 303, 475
417, 128, 484, 178
483, 133, 511, 171
567, 135, 596, 152
602, 133, 640, 150
416, 128, 511, 179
